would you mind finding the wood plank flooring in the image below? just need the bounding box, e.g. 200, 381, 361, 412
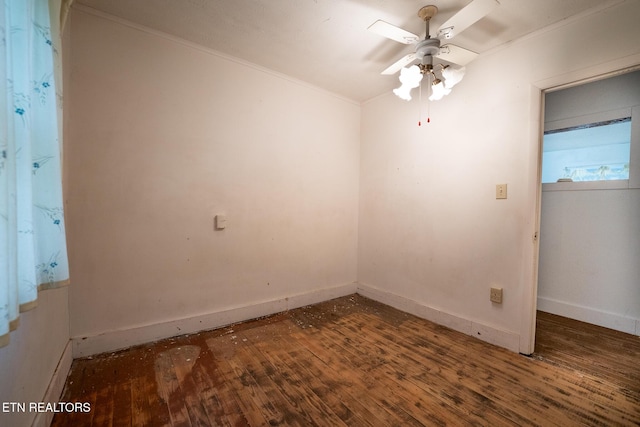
534, 311, 640, 396
52, 295, 640, 426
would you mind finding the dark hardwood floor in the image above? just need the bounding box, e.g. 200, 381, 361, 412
52, 295, 640, 426
534, 311, 639, 396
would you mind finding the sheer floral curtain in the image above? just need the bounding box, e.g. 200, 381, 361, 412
0, 0, 71, 348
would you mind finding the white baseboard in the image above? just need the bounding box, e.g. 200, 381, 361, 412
537, 296, 640, 336
71, 281, 526, 358
32, 341, 73, 427
356, 283, 520, 353
72, 283, 357, 358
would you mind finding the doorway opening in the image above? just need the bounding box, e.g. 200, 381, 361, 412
534, 68, 640, 355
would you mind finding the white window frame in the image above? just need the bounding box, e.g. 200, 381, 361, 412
542, 105, 640, 192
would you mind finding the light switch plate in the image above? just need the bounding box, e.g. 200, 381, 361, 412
496, 184, 507, 199
215, 214, 227, 230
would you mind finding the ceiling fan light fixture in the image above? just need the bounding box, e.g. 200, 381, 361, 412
373, 1, 499, 105
442, 65, 466, 89
429, 79, 451, 101
393, 86, 413, 101
393, 65, 423, 101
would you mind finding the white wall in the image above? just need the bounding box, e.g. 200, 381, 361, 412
66, 8, 360, 356
539, 189, 640, 333
538, 71, 640, 335
359, 1, 640, 353
0, 288, 71, 427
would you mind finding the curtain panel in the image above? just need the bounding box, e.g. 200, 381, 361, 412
0, 0, 71, 348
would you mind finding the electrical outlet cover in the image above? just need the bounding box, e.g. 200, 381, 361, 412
490, 287, 503, 304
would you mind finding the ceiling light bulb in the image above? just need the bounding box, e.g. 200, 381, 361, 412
442, 66, 465, 89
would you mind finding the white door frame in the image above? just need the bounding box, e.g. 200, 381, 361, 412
520, 62, 640, 355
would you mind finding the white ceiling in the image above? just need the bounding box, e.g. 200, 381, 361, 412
74, 0, 608, 102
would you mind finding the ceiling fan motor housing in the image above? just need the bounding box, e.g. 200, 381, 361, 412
415, 38, 441, 60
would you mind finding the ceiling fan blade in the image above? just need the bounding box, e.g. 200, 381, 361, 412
436, 44, 478, 66
368, 20, 420, 44
381, 53, 417, 75
436, 0, 499, 40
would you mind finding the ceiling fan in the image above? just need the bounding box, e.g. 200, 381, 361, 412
369, 0, 499, 101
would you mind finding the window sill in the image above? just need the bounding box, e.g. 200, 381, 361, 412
542, 179, 629, 192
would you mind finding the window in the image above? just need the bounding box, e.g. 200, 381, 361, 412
542, 118, 631, 183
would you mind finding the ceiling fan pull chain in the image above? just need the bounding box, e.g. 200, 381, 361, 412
426, 72, 431, 124
418, 79, 422, 126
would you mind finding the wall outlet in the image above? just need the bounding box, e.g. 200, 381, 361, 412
490, 287, 503, 304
